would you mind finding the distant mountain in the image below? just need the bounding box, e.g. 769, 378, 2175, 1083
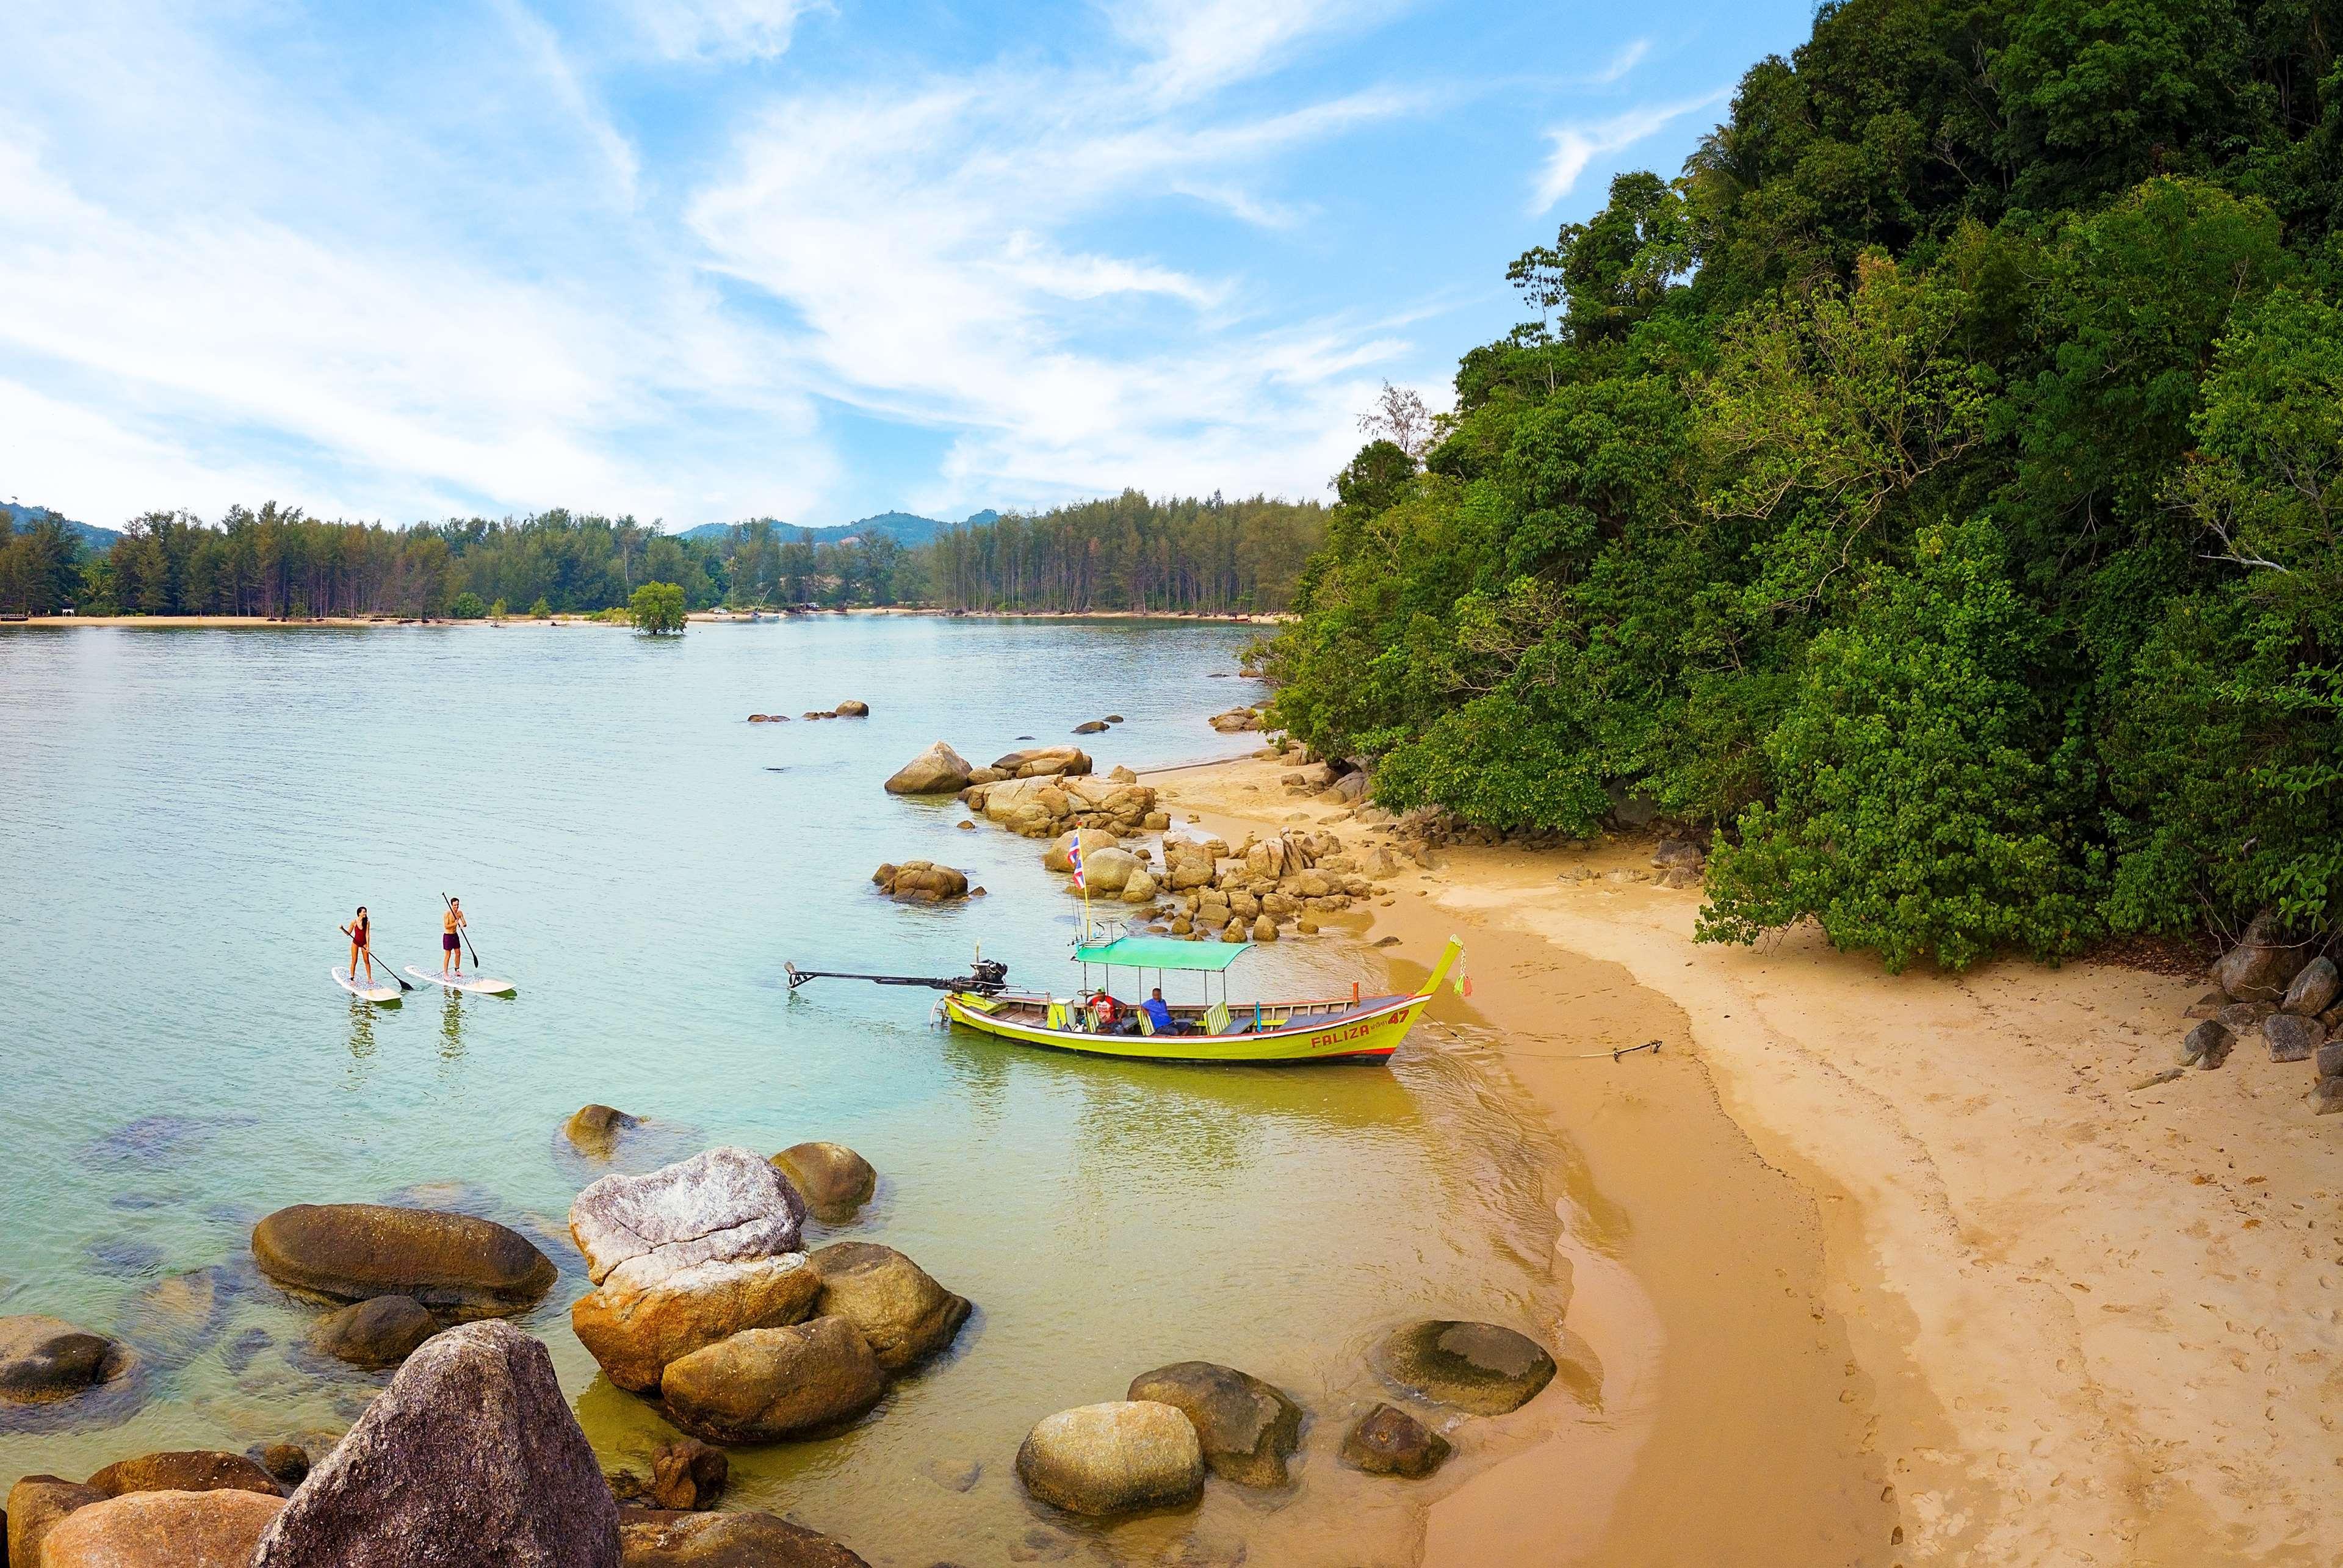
673, 510, 993, 547
1, 500, 117, 554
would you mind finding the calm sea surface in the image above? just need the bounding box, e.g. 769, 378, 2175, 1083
0, 618, 1562, 1566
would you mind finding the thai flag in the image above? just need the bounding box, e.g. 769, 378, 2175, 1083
1067, 840, 1086, 889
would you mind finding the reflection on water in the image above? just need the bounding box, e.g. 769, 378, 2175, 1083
437, 991, 466, 1065
0, 620, 1570, 1567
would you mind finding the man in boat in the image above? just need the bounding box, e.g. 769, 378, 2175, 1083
1141, 988, 1181, 1036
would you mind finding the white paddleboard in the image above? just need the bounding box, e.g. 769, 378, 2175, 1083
332, 966, 402, 1005
404, 966, 517, 997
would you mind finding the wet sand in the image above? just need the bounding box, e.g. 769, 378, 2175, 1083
1152, 753, 2343, 1567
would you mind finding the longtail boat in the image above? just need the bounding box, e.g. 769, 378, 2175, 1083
787, 933, 1462, 1065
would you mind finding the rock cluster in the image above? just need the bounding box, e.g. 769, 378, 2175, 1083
2179, 919, 2343, 1111
1158, 829, 1382, 942
568, 1148, 966, 1444
1208, 706, 1263, 732
870, 860, 972, 902
964, 769, 1164, 839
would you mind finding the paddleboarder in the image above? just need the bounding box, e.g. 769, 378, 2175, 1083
340, 906, 378, 988
441, 897, 468, 977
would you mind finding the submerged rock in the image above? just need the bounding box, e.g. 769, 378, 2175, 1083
311, 1295, 439, 1369
250, 1204, 555, 1318
833, 699, 869, 717
659, 1317, 884, 1443
1372, 1321, 1556, 1415
1016, 1400, 1204, 1517
87, 1450, 284, 1497
617, 1508, 870, 1567
566, 1105, 642, 1156
1339, 1403, 1451, 1478
43, 1488, 286, 1568
572, 1254, 820, 1395
806, 1242, 969, 1372
884, 742, 974, 796
0, 1316, 134, 1406
1125, 1362, 1303, 1487
649, 1439, 728, 1511
770, 1143, 878, 1223
570, 1148, 806, 1289
251, 1320, 618, 1568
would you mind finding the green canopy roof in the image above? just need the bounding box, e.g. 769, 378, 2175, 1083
1072, 935, 1252, 972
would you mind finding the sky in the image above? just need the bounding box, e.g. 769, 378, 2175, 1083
0, 0, 1818, 533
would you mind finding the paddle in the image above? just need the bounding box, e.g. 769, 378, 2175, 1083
339, 923, 414, 992
441, 892, 483, 973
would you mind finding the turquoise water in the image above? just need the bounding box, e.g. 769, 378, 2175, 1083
0, 618, 1564, 1566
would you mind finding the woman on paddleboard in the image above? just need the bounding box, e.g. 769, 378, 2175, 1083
341, 906, 377, 988
441, 897, 468, 977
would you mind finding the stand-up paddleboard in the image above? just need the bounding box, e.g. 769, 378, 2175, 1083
332, 966, 402, 1005
404, 966, 517, 997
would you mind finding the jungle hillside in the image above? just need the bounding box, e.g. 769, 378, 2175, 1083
1265, 0, 2343, 968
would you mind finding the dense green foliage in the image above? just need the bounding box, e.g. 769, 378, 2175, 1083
0, 510, 82, 614
926, 491, 1324, 613
628, 580, 687, 635
1268, 0, 2343, 966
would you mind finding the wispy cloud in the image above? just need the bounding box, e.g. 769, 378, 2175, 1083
1532, 87, 1730, 211
629, 0, 820, 60
1583, 38, 1651, 85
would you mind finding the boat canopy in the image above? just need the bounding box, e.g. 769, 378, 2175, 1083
1071, 935, 1252, 972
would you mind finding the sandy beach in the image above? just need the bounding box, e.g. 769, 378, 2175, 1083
1151, 751, 2343, 1568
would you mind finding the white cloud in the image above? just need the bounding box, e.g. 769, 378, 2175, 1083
630, 0, 818, 61
1584, 38, 1650, 85
1532, 87, 1729, 211
1108, 0, 1409, 100
683, 21, 1438, 507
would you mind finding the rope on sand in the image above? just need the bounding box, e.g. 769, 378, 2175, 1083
1431, 1021, 1662, 1062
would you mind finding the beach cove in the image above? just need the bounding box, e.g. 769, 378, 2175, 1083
1158, 753, 2343, 1567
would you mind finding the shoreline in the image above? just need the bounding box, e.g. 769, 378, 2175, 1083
5, 607, 1287, 629
1146, 751, 2341, 1566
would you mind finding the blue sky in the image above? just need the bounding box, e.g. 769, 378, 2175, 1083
0, 0, 1815, 533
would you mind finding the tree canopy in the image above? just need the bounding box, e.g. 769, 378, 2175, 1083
1266, 0, 2343, 967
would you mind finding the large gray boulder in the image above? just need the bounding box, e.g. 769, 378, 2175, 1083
884, 742, 973, 796
251, 1320, 619, 1568
2283, 955, 2340, 1016
658, 1317, 884, 1443
1125, 1362, 1303, 1487
571, 1253, 820, 1394
806, 1243, 969, 1372
250, 1205, 555, 1318
2213, 911, 2312, 1003
617, 1508, 869, 1566
0, 1315, 132, 1405
769, 1143, 877, 1223
570, 1148, 806, 1290
1373, 1321, 1556, 1415
1015, 1401, 1204, 1517
2265, 1012, 2326, 1063
43, 1489, 286, 1568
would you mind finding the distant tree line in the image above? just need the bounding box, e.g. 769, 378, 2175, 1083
1, 490, 1321, 619
925, 491, 1324, 613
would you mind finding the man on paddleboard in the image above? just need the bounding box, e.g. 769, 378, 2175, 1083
341, 906, 377, 988
441, 897, 468, 977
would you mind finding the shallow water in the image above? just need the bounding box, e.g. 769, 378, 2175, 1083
0, 618, 1565, 1566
